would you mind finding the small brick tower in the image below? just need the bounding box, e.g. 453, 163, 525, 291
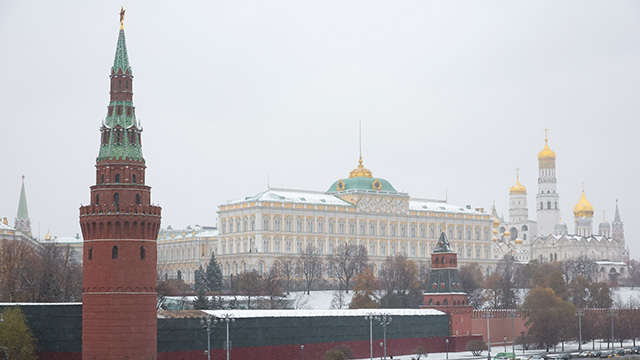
421, 231, 473, 341
79, 9, 161, 360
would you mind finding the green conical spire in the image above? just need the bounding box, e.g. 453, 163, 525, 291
16, 176, 29, 221
111, 29, 132, 75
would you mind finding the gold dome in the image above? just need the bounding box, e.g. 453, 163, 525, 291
493, 219, 500, 228
493, 236, 498, 242
349, 156, 373, 178
504, 230, 511, 236
515, 238, 523, 244
538, 131, 556, 161
493, 228, 498, 235
573, 190, 594, 218
510, 179, 527, 194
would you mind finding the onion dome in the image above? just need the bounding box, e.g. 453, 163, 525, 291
538, 131, 556, 161
493, 236, 498, 242
504, 230, 511, 236
599, 212, 611, 231
554, 220, 568, 233
493, 228, 498, 235
515, 238, 523, 244
493, 219, 500, 228
510, 179, 527, 194
573, 190, 594, 218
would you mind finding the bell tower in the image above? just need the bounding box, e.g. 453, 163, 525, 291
79, 8, 161, 359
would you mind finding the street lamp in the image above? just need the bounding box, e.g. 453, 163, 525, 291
200, 315, 217, 360
446, 338, 450, 360
483, 311, 492, 360
364, 313, 376, 360
520, 332, 525, 355
504, 336, 507, 353
379, 314, 392, 360
300, 345, 304, 360
219, 313, 236, 360
576, 309, 584, 351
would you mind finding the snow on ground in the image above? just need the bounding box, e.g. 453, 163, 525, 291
288, 290, 354, 309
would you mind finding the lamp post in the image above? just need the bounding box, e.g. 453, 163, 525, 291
446, 338, 450, 360
520, 332, 525, 355
483, 311, 492, 360
608, 308, 615, 354
576, 309, 584, 351
300, 345, 304, 360
200, 315, 217, 360
220, 313, 235, 360
364, 313, 376, 360
379, 313, 392, 360
504, 336, 507, 353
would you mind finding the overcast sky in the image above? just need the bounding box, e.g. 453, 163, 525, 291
0, 1, 638, 256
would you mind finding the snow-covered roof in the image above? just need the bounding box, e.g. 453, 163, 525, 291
0, 302, 81, 306
594, 261, 627, 266
196, 229, 218, 237
202, 308, 444, 319
226, 188, 353, 207
409, 198, 486, 215
0, 222, 15, 231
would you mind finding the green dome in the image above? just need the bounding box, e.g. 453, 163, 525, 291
327, 177, 397, 193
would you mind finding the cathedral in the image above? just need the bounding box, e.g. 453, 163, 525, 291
492, 131, 627, 279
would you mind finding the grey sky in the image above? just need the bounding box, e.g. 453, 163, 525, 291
1, 1, 638, 255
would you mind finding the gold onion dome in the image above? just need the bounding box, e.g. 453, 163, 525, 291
493, 228, 498, 235
493, 219, 500, 228
573, 190, 594, 217
538, 137, 556, 161
504, 230, 511, 236
492, 236, 498, 242
515, 238, 523, 244
349, 156, 373, 178
510, 179, 527, 194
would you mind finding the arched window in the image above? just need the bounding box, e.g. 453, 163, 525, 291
132, 174, 136, 183
435, 257, 439, 265
112, 246, 118, 259
101, 174, 105, 184
113, 193, 120, 206
115, 173, 120, 183
88, 246, 93, 260
118, 79, 121, 89
126, 80, 129, 89
95, 194, 99, 205
140, 246, 146, 260
136, 194, 141, 205
443, 298, 448, 305
547, 201, 551, 209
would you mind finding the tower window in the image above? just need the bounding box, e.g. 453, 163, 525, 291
112, 246, 118, 259
101, 174, 105, 184
117, 106, 122, 115
547, 201, 551, 209
126, 80, 129, 89
126, 107, 131, 116
113, 193, 120, 206
136, 193, 141, 205
132, 174, 136, 183
118, 79, 121, 89
140, 246, 146, 260
89, 246, 93, 260
115, 173, 120, 183
95, 194, 99, 204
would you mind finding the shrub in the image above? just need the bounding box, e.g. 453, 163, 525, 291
466, 339, 487, 356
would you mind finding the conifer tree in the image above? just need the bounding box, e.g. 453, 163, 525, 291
192, 287, 210, 310
205, 253, 223, 292
0, 307, 37, 360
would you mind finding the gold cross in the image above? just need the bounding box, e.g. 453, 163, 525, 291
516, 168, 520, 181
543, 128, 549, 142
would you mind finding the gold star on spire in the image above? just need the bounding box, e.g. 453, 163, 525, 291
120, 6, 126, 29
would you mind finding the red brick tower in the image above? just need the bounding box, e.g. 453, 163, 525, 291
79, 10, 161, 360
421, 231, 473, 342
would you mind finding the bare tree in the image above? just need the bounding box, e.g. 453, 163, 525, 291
277, 254, 297, 295
300, 244, 323, 295
328, 244, 368, 293
262, 265, 287, 309
237, 270, 263, 309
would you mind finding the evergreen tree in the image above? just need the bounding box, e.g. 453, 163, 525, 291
192, 287, 210, 310
205, 253, 223, 292
194, 265, 206, 292
0, 307, 37, 360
